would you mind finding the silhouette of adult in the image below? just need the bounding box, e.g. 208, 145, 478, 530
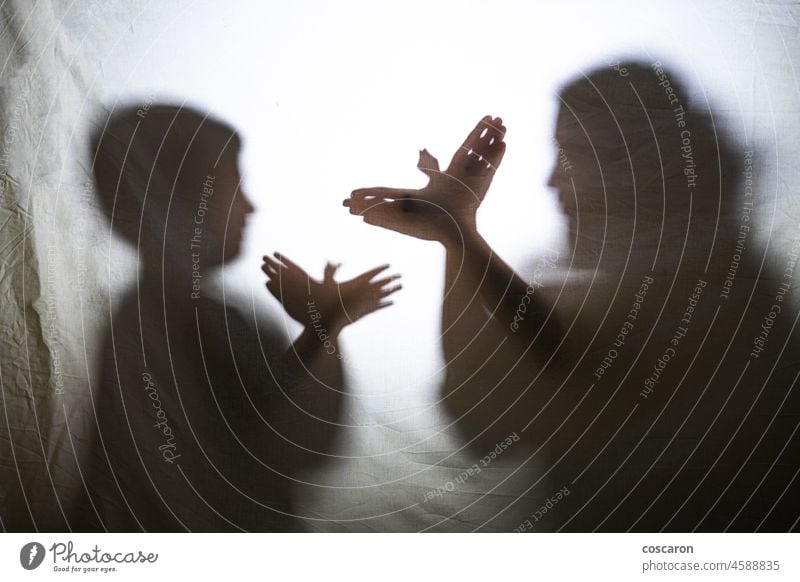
345, 62, 800, 531
82, 104, 400, 531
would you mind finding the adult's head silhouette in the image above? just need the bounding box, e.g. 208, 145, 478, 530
547, 61, 737, 279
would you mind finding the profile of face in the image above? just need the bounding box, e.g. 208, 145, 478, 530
547, 107, 612, 262
546, 63, 699, 270
172, 147, 255, 267
93, 104, 254, 272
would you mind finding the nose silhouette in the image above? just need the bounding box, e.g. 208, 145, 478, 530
227, 183, 255, 220
239, 192, 255, 215
546, 162, 560, 190
547, 159, 573, 215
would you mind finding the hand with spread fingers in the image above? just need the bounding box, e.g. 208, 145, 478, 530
343, 115, 506, 245
262, 253, 401, 334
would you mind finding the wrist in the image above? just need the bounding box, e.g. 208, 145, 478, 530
304, 301, 344, 340
443, 227, 487, 256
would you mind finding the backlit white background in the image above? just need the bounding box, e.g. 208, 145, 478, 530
2, 0, 797, 530
77, 0, 800, 525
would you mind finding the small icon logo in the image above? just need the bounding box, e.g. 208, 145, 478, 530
20, 542, 45, 570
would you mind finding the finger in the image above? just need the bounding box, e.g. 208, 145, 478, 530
349, 187, 416, 203
459, 115, 493, 152
456, 116, 505, 162
483, 123, 506, 151
484, 139, 506, 171
348, 189, 428, 218
264, 254, 288, 270
448, 121, 490, 172
324, 262, 341, 282
417, 149, 441, 178
348, 189, 397, 214
371, 274, 402, 288
355, 264, 391, 283
346, 194, 396, 216
358, 201, 422, 227
262, 255, 282, 273
360, 205, 409, 230
379, 284, 402, 297
471, 120, 506, 164
484, 116, 505, 135
458, 132, 506, 178
273, 252, 302, 271
484, 118, 506, 143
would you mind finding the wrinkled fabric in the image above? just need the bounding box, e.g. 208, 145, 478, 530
1, 0, 799, 533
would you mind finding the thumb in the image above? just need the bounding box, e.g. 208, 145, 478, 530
324, 262, 341, 283
417, 148, 440, 180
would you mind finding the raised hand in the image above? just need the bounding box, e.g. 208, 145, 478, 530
262, 253, 401, 333
344, 115, 506, 244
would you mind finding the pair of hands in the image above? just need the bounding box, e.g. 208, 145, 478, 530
262, 253, 401, 334
343, 115, 506, 246
262, 116, 505, 333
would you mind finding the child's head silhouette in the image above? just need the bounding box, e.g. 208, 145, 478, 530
92, 104, 254, 271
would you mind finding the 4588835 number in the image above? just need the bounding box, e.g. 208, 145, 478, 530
729, 560, 780, 571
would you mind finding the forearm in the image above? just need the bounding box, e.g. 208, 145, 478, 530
441, 240, 490, 366
287, 324, 344, 389
275, 325, 344, 451
446, 231, 561, 353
